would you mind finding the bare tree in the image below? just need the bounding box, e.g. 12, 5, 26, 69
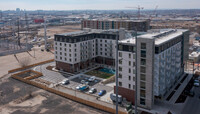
19, 57, 31, 67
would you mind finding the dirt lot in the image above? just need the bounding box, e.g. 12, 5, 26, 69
0, 49, 54, 78
0, 76, 108, 114
38, 25, 81, 37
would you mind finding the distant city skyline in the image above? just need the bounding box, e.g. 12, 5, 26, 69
0, 0, 200, 10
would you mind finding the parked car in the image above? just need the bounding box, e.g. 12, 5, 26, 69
84, 77, 89, 81
60, 79, 69, 85
76, 84, 82, 90
81, 80, 86, 84
194, 79, 199, 83
89, 88, 97, 94
110, 93, 123, 103
79, 85, 89, 91
98, 90, 106, 96
194, 82, 199, 87
89, 76, 96, 82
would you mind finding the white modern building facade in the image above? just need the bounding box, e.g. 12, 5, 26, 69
118, 29, 189, 109
54, 29, 132, 73
54, 28, 189, 110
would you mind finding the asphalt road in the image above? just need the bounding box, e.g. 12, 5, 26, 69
181, 86, 200, 114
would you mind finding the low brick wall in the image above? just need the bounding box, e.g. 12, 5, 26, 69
8, 59, 54, 73
11, 72, 126, 114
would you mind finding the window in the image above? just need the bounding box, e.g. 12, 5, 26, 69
140, 66, 146, 73
141, 58, 146, 65
129, 61, 131, 66
119, 60, 122, 64
140, 90, 146, 97
64, 43, 66, 46
70, 59, 71, 62
141, 74, 146, 81
64, 53, 66, 56
133, 69, 136, 74
55, 51, 57, 54
133, 76, 135, 81
65, 58, 67, 61
75, 49, 77, 52
60, 52, 62, 55
119, 73, 122, 78
119, 82, 122, 86
69, 54, 71, 57
119, 45, 123, 50
64, 48, 66, 51
60, 47, 62, 50
129, 53, 131, 58
140, 81, 146, 89
69, 44, 71, 47
129, 76, 131, 80
141, 43, 146, 49
133, 85, 135, 90
74, 44, 76, 47
129, 84, 131, 89
69, 49, 71, 52
133, 54, 136, 59
75, 58, 77, 61
129, 68, 131, 73
60, 43, 62, 46
141, 50, 146, 58
60, 57, 62, 60
119, 67, 122, 71
140, 98, 145, 105
133, 62, 136, 66
119, 52, 122, 57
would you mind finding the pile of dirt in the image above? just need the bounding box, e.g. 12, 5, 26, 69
13, 94, 33, 104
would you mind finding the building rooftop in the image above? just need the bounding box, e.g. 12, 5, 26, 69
84, 18, 149, 22
119, 29, 188, 45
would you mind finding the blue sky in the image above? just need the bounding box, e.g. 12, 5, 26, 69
0, 0, 199, 10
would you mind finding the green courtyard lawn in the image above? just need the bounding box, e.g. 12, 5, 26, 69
85, 70, 114, 79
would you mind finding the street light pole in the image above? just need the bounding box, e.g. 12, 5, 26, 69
115, 35, 119, 114
135, 29, 138, 114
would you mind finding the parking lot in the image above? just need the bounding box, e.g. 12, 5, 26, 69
60, 74, 113, 97
34, 63, 114, 99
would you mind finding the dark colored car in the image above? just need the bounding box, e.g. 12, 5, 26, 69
98, 90, 106, 96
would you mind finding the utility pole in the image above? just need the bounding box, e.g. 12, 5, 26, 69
25, 11, 29, 49
17, 18, 20, 48
115, 35, 119, 114
44, 17, 47, 50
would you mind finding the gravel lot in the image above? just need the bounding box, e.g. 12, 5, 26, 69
0, 76, 109, 114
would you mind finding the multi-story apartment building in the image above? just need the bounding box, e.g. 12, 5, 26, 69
81, 19, 150, 32
117, 29, 189, 109
54, 28, 133, 73
54, 28, 189, 110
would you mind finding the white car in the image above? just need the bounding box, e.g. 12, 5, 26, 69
194, 82, 199, 87
60, 79, 69, 85
76, 84, 82, 90
88, 76, 96, 82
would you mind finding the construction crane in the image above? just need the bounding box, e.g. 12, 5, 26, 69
126, 5, 144, 19
149, 5, 158, 20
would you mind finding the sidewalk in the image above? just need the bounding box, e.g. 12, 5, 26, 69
169, 74, 192, 104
